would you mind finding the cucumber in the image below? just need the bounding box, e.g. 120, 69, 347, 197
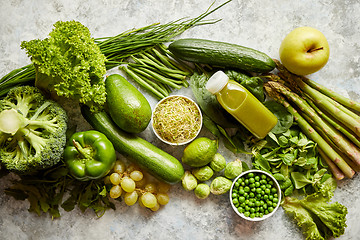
106, 74, 151, 134
81, 106, 184, 184
168, 38, 275, 73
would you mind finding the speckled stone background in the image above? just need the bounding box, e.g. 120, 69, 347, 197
1, 0, 360, 239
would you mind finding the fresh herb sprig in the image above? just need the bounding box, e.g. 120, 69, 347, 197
4, 164, 115, 219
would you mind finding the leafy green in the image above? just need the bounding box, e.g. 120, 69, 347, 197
21, 21, 107, 112
4, 164, 115, 219
252, 126, 331, 196
282, 188, 347, 240
264, 100, 293, 134
225, 70, 265, 102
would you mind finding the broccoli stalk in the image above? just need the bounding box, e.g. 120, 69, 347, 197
0, 86, 67, 174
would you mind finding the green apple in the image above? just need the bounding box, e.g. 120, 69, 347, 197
279, 26, 330, 75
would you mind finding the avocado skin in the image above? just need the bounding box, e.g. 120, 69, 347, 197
106, 74, 151, 133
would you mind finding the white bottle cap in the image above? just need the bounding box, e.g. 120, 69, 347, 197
206, 71, 229, 94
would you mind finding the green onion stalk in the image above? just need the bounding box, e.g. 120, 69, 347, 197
0, 0, 232, 97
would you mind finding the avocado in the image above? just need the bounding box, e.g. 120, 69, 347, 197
105, 74, 151, 133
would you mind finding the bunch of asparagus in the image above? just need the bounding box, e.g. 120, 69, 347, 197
265, 60, 360, 180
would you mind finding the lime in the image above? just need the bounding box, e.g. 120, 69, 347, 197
182, 137, 218, 167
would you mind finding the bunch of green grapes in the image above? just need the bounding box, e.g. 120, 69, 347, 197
105, 160, 171, 211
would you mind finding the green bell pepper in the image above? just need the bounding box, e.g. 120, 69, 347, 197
64, 130, 116, 181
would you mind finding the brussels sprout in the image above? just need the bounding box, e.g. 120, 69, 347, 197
224, 159, 243, 179
194, 183, 210, 199
209, 153, 226, 172
181, 171, 198, 191
210, 176, 232, 195
192, 166, 214, 181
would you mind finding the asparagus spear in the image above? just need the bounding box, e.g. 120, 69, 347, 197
305, 97, 360, 148
275, 60, 360, 138
264, 83, 355, 178
301, 75, 360, 112
317, 148, 345, 180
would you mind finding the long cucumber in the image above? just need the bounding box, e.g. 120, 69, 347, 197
169, 38, 275, 73
81, 106, 184, 184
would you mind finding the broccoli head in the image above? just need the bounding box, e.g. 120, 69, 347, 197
0, 86, 67, 174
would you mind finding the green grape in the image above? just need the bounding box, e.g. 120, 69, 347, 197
150, 202, 160, 212
110, 173, 122, 185
156, 193, 169, 205
136, 177, 148, 188
141, 192, 157, 208
121, 176, 136, 192
127, 163, 140, 173
157, 182, 171, 193
103, 175, 111, 185
124, 191, 138, 206
113, 160, 126, 174
110, 185, 122, 199
144, 183, 157, 193
130, 170, 144, 181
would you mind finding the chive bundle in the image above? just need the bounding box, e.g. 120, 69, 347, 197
121, 45, 192, 99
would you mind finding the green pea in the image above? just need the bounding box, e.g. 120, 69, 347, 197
273, 197, 279, 203
255, 201, 261, 207
269, 195, 274, 201
250, 208, 255, 213
259, 213, 264, 218
233, 198, 239, 205
250, 213, 255, 218
259, 207, 264, 212
265, 188, 271, 194
264, 195, 269, 200
263, 204, 268, 209
249, 178, 255, 184
244, 186, 250, 192
238, 207, 244, 213
255, 212, 260, 218
265, 210, 269, 214
248, 173, 254, 178
244, 212, 250, 217
239, 196, 245, 203
232, 192, 238, 198
255, 176, 260, 182
250, 192, 255, 198
273, 202, 278, 208
268, 206, 274, 212
245, 179, 249, 185
238, 189, 245, 195
235, 182, 240, 188
261, 174, 267, 180
271, 188, 277, 194
255, 182, 260, 187
245, 206, 250, 211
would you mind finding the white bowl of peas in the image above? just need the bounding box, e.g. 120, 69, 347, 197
229, 169, 281, 221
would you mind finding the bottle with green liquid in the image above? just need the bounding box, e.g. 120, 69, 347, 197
206, 71, 277, 139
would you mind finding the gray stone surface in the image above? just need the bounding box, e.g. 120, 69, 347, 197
1, 0, 360, 239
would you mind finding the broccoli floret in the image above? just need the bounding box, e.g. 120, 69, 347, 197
0, 86, 67, 174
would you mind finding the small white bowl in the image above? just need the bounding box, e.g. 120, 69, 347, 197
229, 169, 281, 221
151, 95, 202, 146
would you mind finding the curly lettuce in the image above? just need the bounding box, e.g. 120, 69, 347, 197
21, 20, 107, 112
282, 185, 347, 240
